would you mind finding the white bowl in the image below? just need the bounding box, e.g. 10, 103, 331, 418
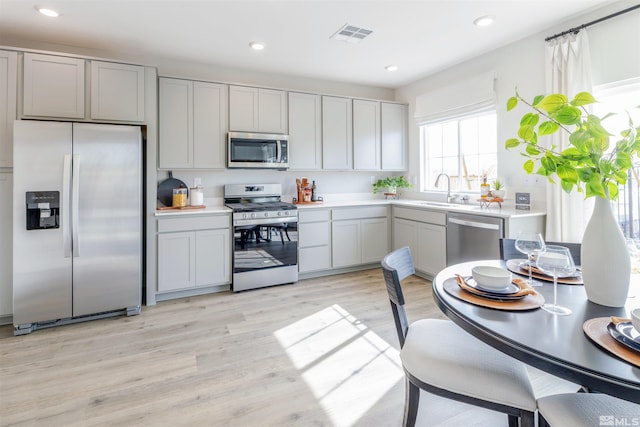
472, 266, 512, 290
631, 308, 640, 333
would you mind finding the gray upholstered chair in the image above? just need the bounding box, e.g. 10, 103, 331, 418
381, 246, 537, 427
537, 393, 640, 426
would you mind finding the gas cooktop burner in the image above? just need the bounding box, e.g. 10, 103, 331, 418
225, 201, 297, 212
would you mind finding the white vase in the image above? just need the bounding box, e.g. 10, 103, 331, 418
581, 195, 630, 307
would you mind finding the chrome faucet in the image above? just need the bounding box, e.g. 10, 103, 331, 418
434, 173, 452, 202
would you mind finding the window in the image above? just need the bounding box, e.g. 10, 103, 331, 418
421, 111, 497, 193
594, 79, 640, 239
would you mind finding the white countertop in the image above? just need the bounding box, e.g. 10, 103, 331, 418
155, 198, 545, 219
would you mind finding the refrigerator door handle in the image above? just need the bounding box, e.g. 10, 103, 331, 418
63, 154, 72, 258
72, 154, 80, 257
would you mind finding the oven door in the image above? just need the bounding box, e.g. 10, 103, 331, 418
227, 132, 288, 169
232, 218, 298, 291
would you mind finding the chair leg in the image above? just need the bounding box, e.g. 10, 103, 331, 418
403, 378, 419, 427
520, 410, 535, 427
538, 412, 551, 427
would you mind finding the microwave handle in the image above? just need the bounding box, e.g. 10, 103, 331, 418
276, 140, 282, 163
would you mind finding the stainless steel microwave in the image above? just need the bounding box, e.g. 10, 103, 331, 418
227, 132, 289, 169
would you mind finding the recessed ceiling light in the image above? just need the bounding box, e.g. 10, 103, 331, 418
473, 15, 495, 27
385, 65, 399, 72
36, 6, 59, 17
249, 41, 265, 51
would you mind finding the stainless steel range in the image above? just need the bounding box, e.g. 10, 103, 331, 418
224, 184, 298, 292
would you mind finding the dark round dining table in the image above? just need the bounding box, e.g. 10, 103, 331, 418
432, 260, 640, 404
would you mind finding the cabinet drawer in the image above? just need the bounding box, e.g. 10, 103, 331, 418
393, 206, 446, 225
332, 205, 387, 221
299, 246, 331, 273
299, 209, 330, 223
158, 215, 230, 233
299, 222, 330, 247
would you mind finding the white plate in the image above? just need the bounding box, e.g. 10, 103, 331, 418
466, 277, 520, 295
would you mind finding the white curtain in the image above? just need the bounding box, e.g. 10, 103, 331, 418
544, 30, 594, 243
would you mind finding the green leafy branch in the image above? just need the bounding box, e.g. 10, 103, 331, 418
505, 89, 640, 200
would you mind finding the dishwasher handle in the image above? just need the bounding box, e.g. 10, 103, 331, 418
448, 217, 500, 231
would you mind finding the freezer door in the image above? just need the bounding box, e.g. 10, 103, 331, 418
13, 121, 73, 325
72, 123, 142, 316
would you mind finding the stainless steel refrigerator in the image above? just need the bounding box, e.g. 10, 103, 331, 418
13, 120, 142, 335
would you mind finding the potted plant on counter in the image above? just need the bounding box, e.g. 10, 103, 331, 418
505, 89, 640, 307
372, 176, 413, 198
492, 179, 505, 199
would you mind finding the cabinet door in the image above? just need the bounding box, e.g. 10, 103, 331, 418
229, 85, 258, 131
159, 78, 193, 168
381, 103, 408, 171
258, 88, 287, 133
322, 96, 352, 170
416, 223, 446, 275
90, 61, 145, 122
332, 220, 361, 267
353, 99, 380, 170
393, 218, 417, 257
288, 92, 322, 170
361, 217, 388, 263
23, 53, 85, 119
158, 231, 195, 291
193, 81, 228, 169
195, 229, 230, 286
0, 50, 17, 168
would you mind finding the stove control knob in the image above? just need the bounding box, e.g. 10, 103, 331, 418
264, 212, 269, 217
283, 211, 289, 216
251, 213, 256, 219
277, 211, 282, 217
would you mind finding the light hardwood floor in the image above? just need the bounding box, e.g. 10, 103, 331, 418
0, 269, 567, 426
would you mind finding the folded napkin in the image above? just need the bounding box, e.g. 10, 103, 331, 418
611, 316, 632, 325
454, 274, 538, 297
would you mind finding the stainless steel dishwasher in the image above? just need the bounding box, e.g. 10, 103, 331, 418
446, 212, 504, 265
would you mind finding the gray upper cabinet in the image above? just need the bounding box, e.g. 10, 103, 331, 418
23, 53, 85, 119
353, 99, 381, 170
159, 77, 228, 169
288, 92, 322, 170
229, 85, 287, 134
322, 96, 352, 170
90, 61, 145, 122
381, 102, 408, 171
0, 50, 17, 168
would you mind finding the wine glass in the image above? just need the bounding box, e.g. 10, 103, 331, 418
515, 231, 546, 287
536, 245, 575, 316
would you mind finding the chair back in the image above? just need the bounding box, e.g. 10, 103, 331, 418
381, 246, 416, 347
499, 238, 582, 265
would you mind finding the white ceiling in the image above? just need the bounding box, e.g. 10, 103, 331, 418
0, 0, 612, 88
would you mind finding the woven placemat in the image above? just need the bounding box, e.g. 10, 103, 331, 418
506, 259, 583, 285
443, 277, 545, 311
583, 317, 640, 368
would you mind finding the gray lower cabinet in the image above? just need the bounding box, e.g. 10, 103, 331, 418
157, 215, 231, 293
298, 209, 331, 273
392, 206, 447, 277
332, 206, 389, 268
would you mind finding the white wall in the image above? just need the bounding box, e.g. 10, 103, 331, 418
395, 0, 640, 209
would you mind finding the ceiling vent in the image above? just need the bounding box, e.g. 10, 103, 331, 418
330, 23, 373, 44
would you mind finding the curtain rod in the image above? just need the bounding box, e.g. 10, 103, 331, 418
545, 3, 640, 42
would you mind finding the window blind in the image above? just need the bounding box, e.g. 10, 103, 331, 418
414, 71, 496, 125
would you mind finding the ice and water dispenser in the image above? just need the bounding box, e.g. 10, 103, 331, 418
26, 191, 60, 230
